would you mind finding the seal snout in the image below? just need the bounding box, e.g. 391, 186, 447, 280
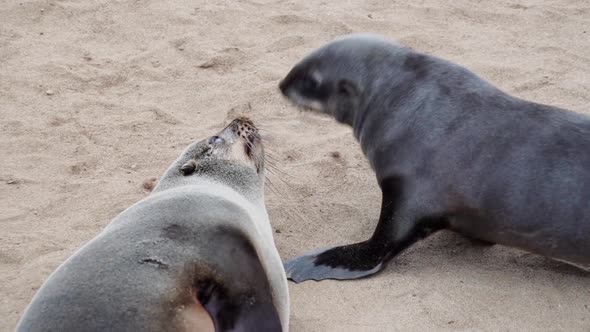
232, 116, 256, 128
223, 117, 264, 173
231, 116, 259, 144
279, 78, 289, 95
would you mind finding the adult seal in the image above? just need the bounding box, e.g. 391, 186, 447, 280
279, 33, 590, 283
16, 117, 290, 331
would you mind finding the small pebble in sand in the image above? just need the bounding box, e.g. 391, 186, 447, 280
45, 89, 54, 96
275, 229, 281, 234
142, 177, 158, 191
39, 32, 44, 35
130, 164, 137, 170
330, 151, 341, 158
40, 8, 44, 13
198, 61, 215, 69
7, 180, 18, 185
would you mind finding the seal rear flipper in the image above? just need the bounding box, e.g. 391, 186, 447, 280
283, 242, 386, 283
194, 227, 283, 332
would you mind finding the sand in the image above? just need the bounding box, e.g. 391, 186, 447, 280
1, 0, 590, 330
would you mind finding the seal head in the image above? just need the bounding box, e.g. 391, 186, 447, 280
279, 34, 404, 126
153, 116, 266, 202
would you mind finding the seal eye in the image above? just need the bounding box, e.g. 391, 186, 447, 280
180, 160, 197, 176
301, 77, 318, 92
209, 136, 223, 145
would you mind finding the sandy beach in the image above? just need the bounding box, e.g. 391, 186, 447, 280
1, 0, 590, 330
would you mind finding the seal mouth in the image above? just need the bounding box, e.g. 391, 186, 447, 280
285, 92, 323, 113
283, 91, 324, 113
279, 76, 325, 114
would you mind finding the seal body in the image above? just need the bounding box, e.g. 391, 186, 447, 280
16, 117, 290, 331
279, 33, 590, 282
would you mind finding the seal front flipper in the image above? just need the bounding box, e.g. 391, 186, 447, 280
285, 177, 447, 283
196, 227, 283, 332
284, 243, 386, 283
284, 217, 444, 283
197, 279, 282, 332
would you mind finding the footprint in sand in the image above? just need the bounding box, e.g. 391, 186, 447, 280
270, 14, 313, 25
513, 77, 554, 93
197, 47, 244, 74
267, 36, 305, 53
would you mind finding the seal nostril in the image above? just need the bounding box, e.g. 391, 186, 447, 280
279, 79, 288, 94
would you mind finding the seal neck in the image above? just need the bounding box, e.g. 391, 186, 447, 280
154, 157, 265, 207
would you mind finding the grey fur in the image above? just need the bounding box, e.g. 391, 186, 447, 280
279, 33, 590, 282
16, 118, 290, 331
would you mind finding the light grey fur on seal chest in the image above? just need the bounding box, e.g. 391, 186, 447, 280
279, 33, 590, 283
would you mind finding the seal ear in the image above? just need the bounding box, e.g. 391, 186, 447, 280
337, 79, 360, 97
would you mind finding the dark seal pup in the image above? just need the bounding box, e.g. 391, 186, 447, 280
279, 33, 590, 283
16, 117, 290, 331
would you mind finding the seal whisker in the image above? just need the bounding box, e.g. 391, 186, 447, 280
263, 151, 284, 166
256, 127, 276, 135
262, 148, 282, 161
262, 151, 297, 181
269, 173, 294, 190
250, 121, 275, 133
264, 159, 291, 177
258, 132, 276, 143
264, 176, 283, 198
262, 160, 292, 188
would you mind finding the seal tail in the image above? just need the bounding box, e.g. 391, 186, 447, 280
190, 227, 283, 332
